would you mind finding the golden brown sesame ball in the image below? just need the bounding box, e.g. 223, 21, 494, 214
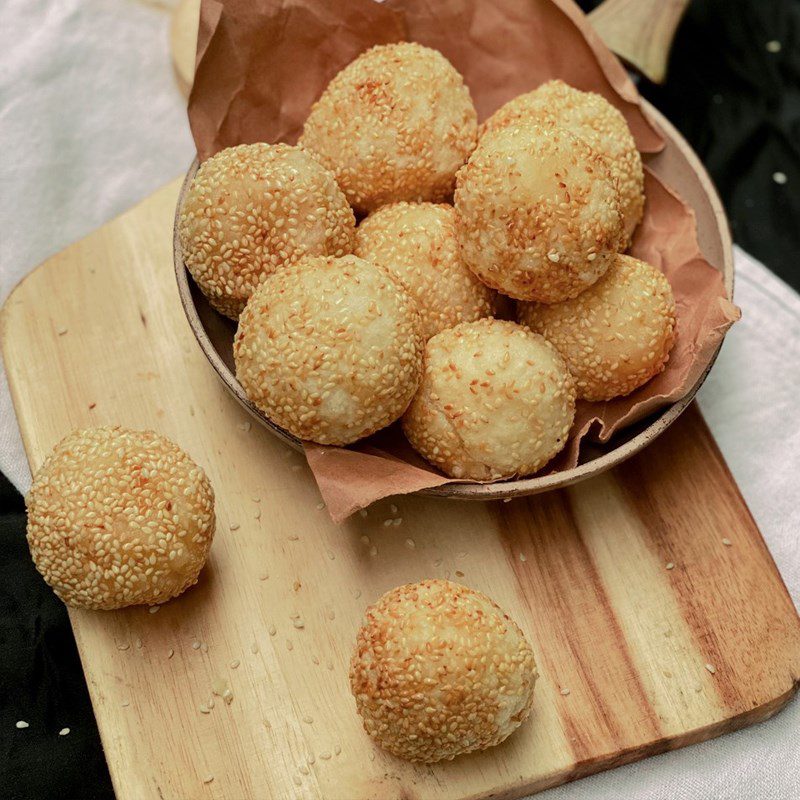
234, 254, 424, 445
299, 43, 478, 214
178, 142, 355, 319
455, 123, 625, 304
354, 202, 503, 340
25, 427, 215, 610
402, 319, 575, 480
518, 254, 677, 401
350, 579, 537, 763
480, 81, 644, 243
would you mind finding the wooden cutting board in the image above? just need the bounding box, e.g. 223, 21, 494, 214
2, 179, 799, 800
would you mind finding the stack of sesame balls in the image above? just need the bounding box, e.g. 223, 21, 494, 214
180, 42, 677, 484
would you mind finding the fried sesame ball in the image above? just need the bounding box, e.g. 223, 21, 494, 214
178, 142, 355, 319
354, 202, 503, 341
402, 319, 575, 480
455, 123, 625, 304
518, 254, 677, 401
480, 80, 644, 242
299, 43, 478, 214
234, 254, 424, 445
350, 579, 537, 763
25, 427, 215, 610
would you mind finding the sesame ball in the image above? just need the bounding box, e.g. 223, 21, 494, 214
354, 202, 504, 341
518, 254, 677, 401
178, 142, 355, 319
402, 319, 575, 480
454, 122, 625, 303
299, 43, 478, 214
480, 81, 644, 243
234, 254, 424, 445
25, 427, 215, 610
350, 579, 537, 763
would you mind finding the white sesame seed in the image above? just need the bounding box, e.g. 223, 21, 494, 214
705, 663, 717, 674
251, 641, 260, 654
390, 504, 398, 514
192, 641, 201, 650
358, 509, 368, 518
773, 171, 788, 185
59, 727, 70, 736
319, 751, 331, 760
392, 518, 402, 526
293, 775, 302, 787
57, 327, 68, 336
230, 659, 240, 669
334, 744, 341, 756
230, 523, 240, 531
560, 688, 570, 696
268, 625, 276, 636
199, 704, 210, 714
148, 605, 160, 614
117, 643, 130, 651
766, 40, 781, 53
238, 421, 252, 432
302, 715, 314, 724
405, 538, 416, 549
519, 553, 527, 562
167, 648, 175, 659
16, 720, 29, 729
316, 502, 326, 510
202, 774, 214, 784
201, 642, 208, 653
666, 562, 675, 570
121, 701, 130, 708
369, 545, 378, 556
383, 519, 392, 527
722, 538, 732, 546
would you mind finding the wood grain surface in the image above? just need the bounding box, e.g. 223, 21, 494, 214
2, 180, 799, 800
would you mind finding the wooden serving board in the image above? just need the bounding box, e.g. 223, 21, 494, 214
2, 180, 799, 800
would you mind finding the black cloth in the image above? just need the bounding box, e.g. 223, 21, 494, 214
2, 1, 799, 798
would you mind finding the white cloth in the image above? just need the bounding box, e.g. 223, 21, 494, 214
1, 2, 798, 797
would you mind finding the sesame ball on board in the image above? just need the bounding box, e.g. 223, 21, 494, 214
350, 579, 537, 763
518, 254, 677, 401
480, 80, 645, 243
402, 319, 576, 480
25, 427, 215, 610
178, 142, 355, 319
354, 202, 504, 341
455, 122, 625, 303
299, 43, 478, 214
234, 254, 424, 445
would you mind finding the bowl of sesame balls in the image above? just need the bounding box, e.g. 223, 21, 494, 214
174, 42, 734, 502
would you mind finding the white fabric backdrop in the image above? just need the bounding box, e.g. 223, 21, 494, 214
1, 1, 798, 797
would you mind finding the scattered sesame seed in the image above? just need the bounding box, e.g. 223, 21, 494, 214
311, 655, 319, 665
502, 498, 512, 503
316, 502, 326, 510
519, 553, 527, 562
358, 509, 368, 518
57, 327, 68, 336
334, 744, 341, 756
222, 689, 234, 705
200, 642, 208, 653
368, 752, 376, 762
405, 538, 416, 549
390, 504, 398, 514
287, 640, 294, 651
251, 641, 260, 654
705, 663, 717, 674
251, 496, 261, 503
202, 774, 214, 784
722, 538, 732, 546
360, 535, 371, 545
230, 523, 240, 531
773, 171, 788, 185
167, 648, 175, 659
288, 534, 299, 541
327, 550, 335, 560
136, 638, 143, 649
148, 605, 160, 614
392, 518, 402, 526
238, 421, 252, 432
455, 570, 465, 578
326, 660, 334, 671
192, 641, 201, 650
666, 562, 675, 570
302, 715, 314, 724
307, 754, 315, 765
299, 764, 310, 776
293, 618, 305, 629
560, 688, 570, 696
292, 775, 302, 787
230, 659, 240, 669
16, 720, 29, 729
199, 704, 210, 714
353, 589, 362, 599
369, 545, 378, 556
254, 509, 262, 520
117, 643, 130, 651
434, 558, 443, 567
268, 625, 277, 636
766, 40, 781, 53
319, 751, 332, 760
59, 727, 70, 736
383, 519, 393, 527
259, 573, 269, 581
121, 701, 130, 708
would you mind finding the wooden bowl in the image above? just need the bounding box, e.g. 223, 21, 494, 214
173, 100, 733, 501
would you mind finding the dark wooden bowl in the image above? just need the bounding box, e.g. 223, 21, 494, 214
173, 101, 733, 501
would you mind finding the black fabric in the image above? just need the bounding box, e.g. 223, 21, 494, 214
2, 1, 799, 798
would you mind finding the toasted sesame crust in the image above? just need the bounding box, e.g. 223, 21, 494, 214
234, 254, 424, 445
25, 427, 215, 610
355, 202, 504, 340
455, 123, 625, 303
402, 319, 576, 480
299, 43, 478, 214
518, 254, 677, 401
179, 143, 355, 319
350, 579, 537, 763
481, 80, 645, 243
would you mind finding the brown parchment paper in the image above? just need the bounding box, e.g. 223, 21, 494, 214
188, 0, 740, 522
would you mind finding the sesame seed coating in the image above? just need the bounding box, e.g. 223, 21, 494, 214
355, 202, 505, 341
179, 142, 355, 319
402, 319, 576, 480
518, 254, 677, 401
454, 122, 625, 303
480, 81, 644, 243
350, 579, 537, 763
25, 427, 215, 610
299, 43, 478, 214
234, 254, 424, 445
